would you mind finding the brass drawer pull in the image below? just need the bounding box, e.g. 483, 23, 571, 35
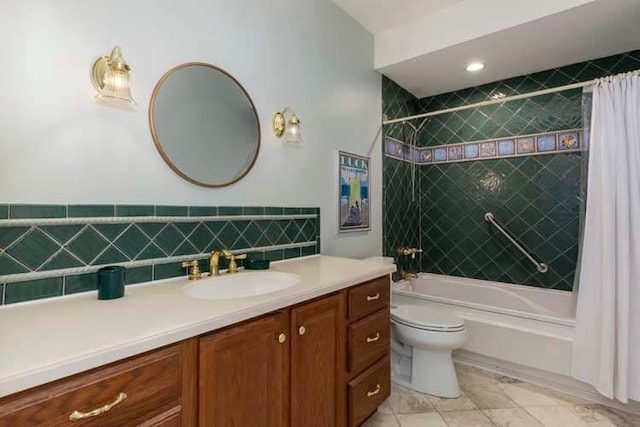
298, 326, 306, 336
69, 392, 127, 421
366, 332, 381, 343
278, 333, 286, 343
367, 293, 380, 301
367, 384, 381, 397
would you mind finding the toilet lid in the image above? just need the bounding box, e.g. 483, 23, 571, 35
391, 305, 465, 331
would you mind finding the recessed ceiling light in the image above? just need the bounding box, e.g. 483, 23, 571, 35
466, 62, 485, 72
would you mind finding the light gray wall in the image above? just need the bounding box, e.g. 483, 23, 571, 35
0, 0, 382, 258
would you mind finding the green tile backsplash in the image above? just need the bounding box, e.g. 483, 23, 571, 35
5, 277, 63, 304
383, 50, 639, 290
10, 204, 67, 219
0, 204, 320, 305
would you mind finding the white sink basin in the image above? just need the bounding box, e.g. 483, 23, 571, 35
182, 271, 301, 300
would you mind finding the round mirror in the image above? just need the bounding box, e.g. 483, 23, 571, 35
149, 63, 260, 187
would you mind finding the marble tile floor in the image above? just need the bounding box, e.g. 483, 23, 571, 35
363, 364, 640, 427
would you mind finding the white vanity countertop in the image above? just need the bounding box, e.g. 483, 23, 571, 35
0, 255, 395, 397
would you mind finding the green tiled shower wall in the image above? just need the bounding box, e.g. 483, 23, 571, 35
382, 79, 422, 258
0, 204, 320, 304
383, 50, 640, 290
383, 157, 420, 257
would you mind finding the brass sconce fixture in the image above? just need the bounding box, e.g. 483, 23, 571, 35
91, 45, 136, 105
272, 106, 303, 144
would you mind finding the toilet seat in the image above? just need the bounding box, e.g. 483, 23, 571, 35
391, 305, 465, 332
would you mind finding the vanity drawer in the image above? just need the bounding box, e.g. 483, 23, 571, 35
0, 340, 196, 427
348, 355, 390, 427
348, 276, 390, 321
348, 308, 390, 374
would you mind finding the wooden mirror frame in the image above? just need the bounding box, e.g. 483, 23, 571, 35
148, 62, 261, 188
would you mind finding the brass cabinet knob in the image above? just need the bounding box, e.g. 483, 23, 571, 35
278, 333, 286, 343
298, 326, 306, 336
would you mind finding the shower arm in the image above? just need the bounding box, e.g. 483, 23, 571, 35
484, 212, 548, 273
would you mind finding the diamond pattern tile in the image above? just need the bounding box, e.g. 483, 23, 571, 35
114, 225, 150, 260
383, 156, 421, 257
0, 227, 29, 249
0, 205, 320, 305
7, 229, 61, 270
154, 224, 184, 255
93, 247, 129, 265
382, 76, 420, 141
40, 249, 83, 271
66, 226, 109, 264
381, 50, 640, 290
410, 51, 640, 147
0, 254, 29, 275
189, 223, 214, 252
418, 154, 582, 290
0, 208, 320, 275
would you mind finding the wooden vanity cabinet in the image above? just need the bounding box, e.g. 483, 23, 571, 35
198, 311, 289, 427
0, 339, 198, 427
290, 293, 345, 427
198, 276, 390, 427
199, 293, 347, 427
0, 275, 390, 427
346, 276, 392, 427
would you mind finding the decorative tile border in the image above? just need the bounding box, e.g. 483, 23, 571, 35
384, 129, 585, 165
384, 138, 415, 163
0, 204, 320, 305
0, 214, 317, 228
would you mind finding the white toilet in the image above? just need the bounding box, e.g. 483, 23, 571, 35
390, 304, 466, 398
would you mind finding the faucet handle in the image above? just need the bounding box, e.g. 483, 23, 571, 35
227, 253, 247, 274
397, 247, 422, 256
181, 260, 202, 280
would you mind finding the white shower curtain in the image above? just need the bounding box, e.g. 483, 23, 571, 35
572, 71, 640, 403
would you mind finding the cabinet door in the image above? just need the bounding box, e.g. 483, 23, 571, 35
291, 294, 345, 427
199, 312, 288, 427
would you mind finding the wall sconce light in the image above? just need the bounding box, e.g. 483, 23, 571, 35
90, 45, 136, 105
272, 106, 303, 144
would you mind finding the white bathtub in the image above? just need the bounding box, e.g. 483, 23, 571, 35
392, 273, 576, 376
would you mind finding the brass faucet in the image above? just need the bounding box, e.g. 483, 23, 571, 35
397, 247, 423, 257
396, 247, 423, 280
209, 249, 248, 276
402, 271, 419, 279
181, 260, 202, 280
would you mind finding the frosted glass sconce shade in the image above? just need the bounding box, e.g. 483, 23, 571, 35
91, 46, 136, 106
273, 106, 303, 144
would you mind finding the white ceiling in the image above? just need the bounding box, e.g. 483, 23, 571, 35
333, 0, 462, 33
333, 0, 640, 98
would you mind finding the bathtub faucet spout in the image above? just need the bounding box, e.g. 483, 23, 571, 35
397, 247, 423, 258
395, 247, 423, 280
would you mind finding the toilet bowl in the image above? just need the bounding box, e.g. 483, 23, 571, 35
390, 304, 466, 398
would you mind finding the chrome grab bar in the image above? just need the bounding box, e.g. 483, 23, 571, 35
484, 212, 548, 273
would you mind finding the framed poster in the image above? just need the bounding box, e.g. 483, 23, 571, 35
338, 151, 370, 233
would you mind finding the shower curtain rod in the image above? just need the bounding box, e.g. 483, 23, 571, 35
383, 76, 605, 125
